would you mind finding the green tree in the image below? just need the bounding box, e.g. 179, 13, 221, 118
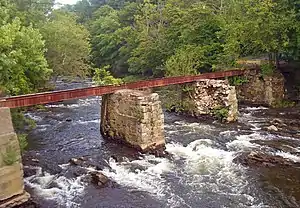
0, 18, 51, 95
90, 3, 139, 76
222, 0, 296, 67
41, 11, 91, 78
0, 0, 51, 95
92, 65, 122, 85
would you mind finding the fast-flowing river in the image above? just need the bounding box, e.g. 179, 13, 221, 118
21, 80, 300, 208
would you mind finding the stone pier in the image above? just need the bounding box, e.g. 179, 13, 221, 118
181, 79, 238, 122
0, 108, 29, 208
100, 90, 165, 152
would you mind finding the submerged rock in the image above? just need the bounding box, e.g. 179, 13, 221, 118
234, 151, 300, 167
90, 172, 110, 187
69, 157, 87, 166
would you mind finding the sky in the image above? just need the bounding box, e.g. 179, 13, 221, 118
56, 0, 79, 5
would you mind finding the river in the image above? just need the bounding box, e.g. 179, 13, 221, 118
20, 79, 300, 208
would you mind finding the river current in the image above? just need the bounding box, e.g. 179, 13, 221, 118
21, 80, 300, 208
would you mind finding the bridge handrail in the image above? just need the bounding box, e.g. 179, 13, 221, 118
0, 69, 244, 108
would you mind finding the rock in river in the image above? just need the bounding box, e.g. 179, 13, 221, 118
90, 172, 110, 187
233, 151, 300, 167
266, 125, 278, 132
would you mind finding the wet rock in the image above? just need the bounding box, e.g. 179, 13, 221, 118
65, 118, 72, 122
271, 118, 285, 125
90, 172, 110, 187
251, 139, 299, 153
234, 151, 300, 167
69, 157, 86, 166
23, 167, 38, 178
266, 125, 278, 131
111, 155, 119, 162
147, 147, 170, 158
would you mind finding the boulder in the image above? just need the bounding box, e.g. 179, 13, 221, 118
233, 151, 299, 167
90, 172, 110, 187
266, 125, 279, 132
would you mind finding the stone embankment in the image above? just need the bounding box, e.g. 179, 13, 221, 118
236, 69, 285, 106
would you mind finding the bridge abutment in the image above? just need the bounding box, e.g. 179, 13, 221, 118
100, 90, 165, 152
0, 108, 29, 208
235, 69, 285, 107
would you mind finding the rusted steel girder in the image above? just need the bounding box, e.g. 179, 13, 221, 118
0, 70, 244, 108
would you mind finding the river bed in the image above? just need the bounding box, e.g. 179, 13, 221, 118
20, 81, 300, 208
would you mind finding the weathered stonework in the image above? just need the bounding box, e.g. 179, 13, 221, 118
181, 79, 238, 122
100, 90, 165, 152
236, 69, 285, 106
0, 108, 29, 208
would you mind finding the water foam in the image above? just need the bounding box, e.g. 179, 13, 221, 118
165, 140, 260, 207
226, 133, 262, 151
25, 112, 43, 121
24, 166, 85, 208
243, 107, 269, 111
275, 151, 300, 163
76, 119, 100, 125
102, 155, 172, 198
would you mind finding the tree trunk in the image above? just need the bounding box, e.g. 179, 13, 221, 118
275, 52, 280, 69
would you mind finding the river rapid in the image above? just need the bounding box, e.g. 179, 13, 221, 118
20, 80, 300, 208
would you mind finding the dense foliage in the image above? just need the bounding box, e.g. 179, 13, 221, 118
1, 0, 300, 95
66, 0, 300, 78
0, 0, 90, 95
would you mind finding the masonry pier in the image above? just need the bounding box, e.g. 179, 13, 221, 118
181, 79, 239, 122
100, 90, 165, 152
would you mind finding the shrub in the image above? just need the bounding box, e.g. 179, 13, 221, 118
212, 107, 229, 122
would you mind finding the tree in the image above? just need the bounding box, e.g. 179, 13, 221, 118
13, 0, 55, 27
90, 3, 140, 76
92, 65, 122, 85
128, 0, 224, 76
41, 11, 91, 78
0, 0, 51, 95
61, 0, 93, 24
222, 0, 296, 67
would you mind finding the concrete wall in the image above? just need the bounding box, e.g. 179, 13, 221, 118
100, 90, 165, 152
0, 108, 29, 208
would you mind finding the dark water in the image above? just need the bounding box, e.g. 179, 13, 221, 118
22, 80, 300, 208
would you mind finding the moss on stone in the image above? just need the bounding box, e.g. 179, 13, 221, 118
2, 146, 19, 166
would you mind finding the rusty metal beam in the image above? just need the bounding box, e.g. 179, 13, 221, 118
0, 70, 244, 108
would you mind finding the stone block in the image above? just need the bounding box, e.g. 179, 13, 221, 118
0, 108, 14, 135
0, 163, 24, 201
